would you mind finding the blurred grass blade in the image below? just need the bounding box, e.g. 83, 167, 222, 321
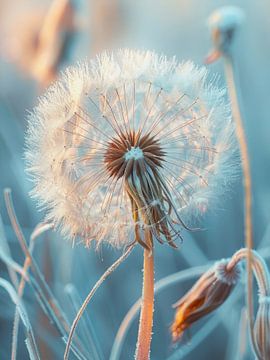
0, 277, 40, 359
3, 188, 88, 360
11, 222, 54, 360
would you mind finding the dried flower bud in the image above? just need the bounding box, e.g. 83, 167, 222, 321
206, 6, 244, 63
171, 258, 241, 342
254, 296, 270, 359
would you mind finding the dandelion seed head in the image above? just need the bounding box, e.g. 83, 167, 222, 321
25, 49, 237, 248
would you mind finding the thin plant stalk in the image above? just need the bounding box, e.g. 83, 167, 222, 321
0, 214, 19, 288
64, 243, 135, 360
223, 55, 256, 356
4, 188, 70, 331
135, 232, 154, 360
11, 222, 53, 360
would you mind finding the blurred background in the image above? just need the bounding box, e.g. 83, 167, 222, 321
0, 0, 270, 359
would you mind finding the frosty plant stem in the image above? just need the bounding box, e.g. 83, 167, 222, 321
224, 54, 255, 353
135, 231, 155, 360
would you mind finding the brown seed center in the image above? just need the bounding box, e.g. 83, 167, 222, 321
104, 130, 165, 179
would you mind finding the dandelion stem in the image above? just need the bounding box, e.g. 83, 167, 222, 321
135, 231, 154, 360
223, 55, 256, 357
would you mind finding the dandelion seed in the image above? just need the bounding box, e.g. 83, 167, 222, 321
25, 49, 236, 249
171, 258, 242, 342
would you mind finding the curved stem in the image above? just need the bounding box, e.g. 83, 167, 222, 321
224, 55, 256, 357
228, 248, 270, 297
64, 244, 135, 360
135, 231, 154, 360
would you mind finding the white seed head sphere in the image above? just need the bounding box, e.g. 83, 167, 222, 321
25, 49, 237, 248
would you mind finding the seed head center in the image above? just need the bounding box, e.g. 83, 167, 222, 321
104, 131, 165, 179
124, 146, 144, 161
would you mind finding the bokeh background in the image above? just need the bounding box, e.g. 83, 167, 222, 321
0, 0, 270, 359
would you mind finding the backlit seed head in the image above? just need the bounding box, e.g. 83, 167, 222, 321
25, 49, 237, 248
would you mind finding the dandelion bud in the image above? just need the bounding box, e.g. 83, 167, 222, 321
254, 296, 270, 360
206, 6, 244, 63
171, 258, 241, 342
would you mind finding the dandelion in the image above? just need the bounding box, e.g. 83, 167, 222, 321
26, 49, 235, 249
25, 49, 236, 359
171, 258, 242, 342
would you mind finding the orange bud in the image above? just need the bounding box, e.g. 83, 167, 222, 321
171, 259, 241, 342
